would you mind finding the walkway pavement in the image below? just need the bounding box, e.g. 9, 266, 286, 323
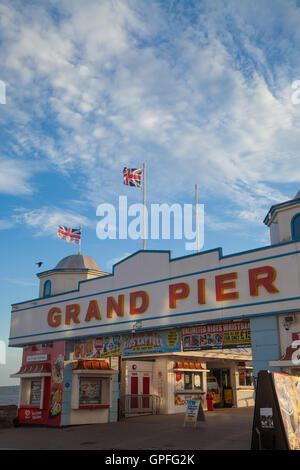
0, 407, 254, 450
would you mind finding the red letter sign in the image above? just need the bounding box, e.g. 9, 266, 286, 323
107, 295, 124, 318
65, 304, 81, 325
249, 266, 279, 296
169, 283, 190, 309
85, 300, 101, 322
197, 279, 206, 305
130, 291, 149, 314
47, 307, 62, 328
215, 273, 239, 301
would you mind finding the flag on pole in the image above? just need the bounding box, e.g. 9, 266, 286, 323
57, 225, 81, 245
123, 167, 143, 188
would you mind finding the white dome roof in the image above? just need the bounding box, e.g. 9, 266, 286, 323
55, 254, 102, 272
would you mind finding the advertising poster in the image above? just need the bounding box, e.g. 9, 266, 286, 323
175, 372, 185, 392
273, 373, 300, 450
122, 329, 181, 356
48, 340, 65, 426
184, 399, 205, 426
182, 321, 251, 351
260, 408, 274, 429
175, 393, 203, 407
79, 378, 101, 405
73, 335, 121, 359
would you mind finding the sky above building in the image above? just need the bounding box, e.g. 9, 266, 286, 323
0, 0, 300, 385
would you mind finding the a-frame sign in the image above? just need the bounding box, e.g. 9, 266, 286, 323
251, 370, 300, 450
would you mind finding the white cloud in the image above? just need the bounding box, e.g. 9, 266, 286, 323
1, 0, 300, 242
13, 206, 92, 236
0, 219, 14, 230
0, 158, 33, 195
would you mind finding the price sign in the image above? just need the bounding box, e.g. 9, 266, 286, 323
184, 399, 205, 427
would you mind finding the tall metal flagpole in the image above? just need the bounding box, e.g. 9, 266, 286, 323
195, 184, 199, 253
143, 163, 146, 250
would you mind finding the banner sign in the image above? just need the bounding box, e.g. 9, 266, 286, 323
181, 320, 251, 351
122, 328, 181, 356
73, 335, 121, 359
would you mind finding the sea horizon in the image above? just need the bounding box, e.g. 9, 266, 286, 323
0, 385, 19, 406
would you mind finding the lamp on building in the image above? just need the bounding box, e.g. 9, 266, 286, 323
283, 315, 295, 331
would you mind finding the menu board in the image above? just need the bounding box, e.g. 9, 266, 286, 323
182, 321, 251, 351
184, 399, 205, 426
273, 373, 300, 450
122, 329, 181, 356
30, 380, 42, 406
74, 335, 121, 359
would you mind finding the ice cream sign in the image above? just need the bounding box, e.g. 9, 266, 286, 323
46, 265, 279, 329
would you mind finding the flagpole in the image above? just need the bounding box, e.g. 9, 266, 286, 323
143, 162, 146, 250
78, 225, 82, 255
195, 184, 199, 253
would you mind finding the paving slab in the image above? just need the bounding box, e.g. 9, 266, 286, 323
0, 407, 254, 450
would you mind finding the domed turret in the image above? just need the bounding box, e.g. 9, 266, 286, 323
55, 254, 102, 272
37, 254, 108, 298
264, 190, 300, 244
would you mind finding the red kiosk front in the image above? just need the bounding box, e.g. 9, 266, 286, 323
12, 341, 65, 426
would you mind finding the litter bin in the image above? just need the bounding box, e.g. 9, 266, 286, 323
223, 387, 233, 407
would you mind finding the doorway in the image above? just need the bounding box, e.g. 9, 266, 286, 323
211, 368, 231, 407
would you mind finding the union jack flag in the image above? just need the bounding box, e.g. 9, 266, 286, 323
57, 225, 81, 245
123, 167, 143, 188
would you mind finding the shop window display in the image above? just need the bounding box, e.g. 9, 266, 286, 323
181, 372, 203, 391
239, 369, 253, 386
79, 377, 102, 406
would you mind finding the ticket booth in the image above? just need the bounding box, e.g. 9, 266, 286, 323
11, 342, 65, 426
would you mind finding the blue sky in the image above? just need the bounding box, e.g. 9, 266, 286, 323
1, 0, 300, 385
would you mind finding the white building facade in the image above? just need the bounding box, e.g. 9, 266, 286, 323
8, 192, 300, 425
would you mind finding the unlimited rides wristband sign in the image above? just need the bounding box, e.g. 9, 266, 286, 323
181, 320, 251, 351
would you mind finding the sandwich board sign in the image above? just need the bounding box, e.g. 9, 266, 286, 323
184, 399, 206, 428
251, 370, 300, 450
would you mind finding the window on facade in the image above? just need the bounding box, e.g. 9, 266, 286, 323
239, 369, 253, 387
30, 379, 42, 406
79, 377, 102, 405
43, 280, 51, 298
292, 214, 300, 240
193, 373, 203, 390
184, 372, 193, 390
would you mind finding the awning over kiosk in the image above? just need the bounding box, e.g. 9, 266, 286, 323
11, 363, 51, 378
72, 359, 118, 375
173, 361, 210, 372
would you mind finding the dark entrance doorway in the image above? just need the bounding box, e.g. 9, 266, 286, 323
211, 368, 231, 407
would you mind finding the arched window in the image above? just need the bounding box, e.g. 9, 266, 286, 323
292, 213, 300, 240
43, 280, 51, 298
